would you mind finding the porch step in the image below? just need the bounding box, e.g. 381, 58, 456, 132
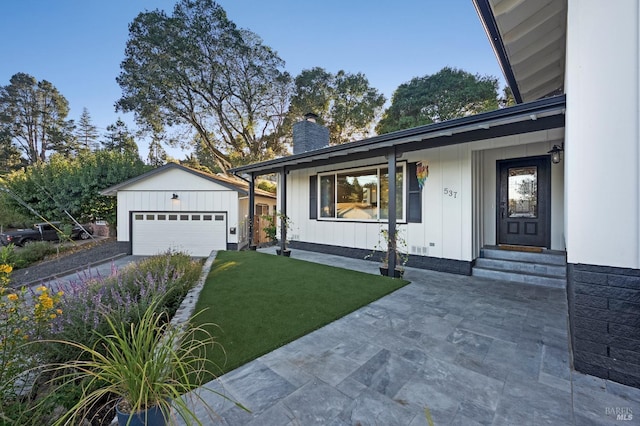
480, 247, 567, 265
472, 247, 566, 289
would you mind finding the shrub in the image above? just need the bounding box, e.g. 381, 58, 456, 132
38, 251, 202, 364
13, 241, 57, 269
1, 251, 202, 425
43, 298, 244, 426
0, 264, 63, 405
0, 244, 17, 267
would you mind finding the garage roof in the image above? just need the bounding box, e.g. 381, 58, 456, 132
100, 162, 275, 198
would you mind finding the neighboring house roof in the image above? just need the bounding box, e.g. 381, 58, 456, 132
100, 162, 275, 198
473, 0, 567, 103
230, 95, 566, 176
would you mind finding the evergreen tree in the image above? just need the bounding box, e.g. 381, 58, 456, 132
102, 118, 139, 156
76, 107, 100, 151
0, 73, 75, 164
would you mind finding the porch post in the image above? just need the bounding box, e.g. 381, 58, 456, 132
280, 167, 287, 254
387, 147, 397, 275
248, 172, 255, 248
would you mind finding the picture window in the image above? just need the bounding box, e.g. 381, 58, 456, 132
318, 163, 405, 221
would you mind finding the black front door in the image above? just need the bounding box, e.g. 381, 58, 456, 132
497, 156, 551, 248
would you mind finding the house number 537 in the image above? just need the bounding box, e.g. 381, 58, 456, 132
443, 188, 458, 198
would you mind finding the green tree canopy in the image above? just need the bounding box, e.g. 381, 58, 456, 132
102, 118, 139, 156
192, 133, 223, 174
116, 0, 292, 171
147, 136, 167, 167
0, 73, 76, 164
2, 151, 149, 226
287, 67, 386, 145
0, 128, 25, 175
376, 67, 499, 134
76, 107, 100, 152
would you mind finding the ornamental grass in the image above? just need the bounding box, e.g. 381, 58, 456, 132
0, 250, 204, 426
42, 297, 246, 426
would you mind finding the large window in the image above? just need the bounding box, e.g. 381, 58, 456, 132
318, 164, 405, 221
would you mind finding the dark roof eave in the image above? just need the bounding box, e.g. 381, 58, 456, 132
231, 95, 565, 175
472, 0, 523, 104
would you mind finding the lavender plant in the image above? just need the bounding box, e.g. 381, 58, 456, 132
39, 251, 202, 364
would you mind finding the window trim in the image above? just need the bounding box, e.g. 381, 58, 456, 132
316, 162, 407, 223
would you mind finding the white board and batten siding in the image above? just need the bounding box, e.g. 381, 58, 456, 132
115, 167, 240, 256
285, 128, 565, 264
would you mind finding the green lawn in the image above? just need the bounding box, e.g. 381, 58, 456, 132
191, 250, 408, 379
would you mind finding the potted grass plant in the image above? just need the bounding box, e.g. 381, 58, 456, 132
44, 297, 247, 426
366, 225, 409, 278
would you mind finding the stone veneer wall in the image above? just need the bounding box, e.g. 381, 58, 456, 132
568, 264, 640, 388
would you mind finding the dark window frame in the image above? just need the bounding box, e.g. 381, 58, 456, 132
316, 162, 407, 223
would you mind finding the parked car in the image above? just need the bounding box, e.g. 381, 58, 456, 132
0, 222, 93, 247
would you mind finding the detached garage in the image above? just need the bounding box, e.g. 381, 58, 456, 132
101, 163, 276, 256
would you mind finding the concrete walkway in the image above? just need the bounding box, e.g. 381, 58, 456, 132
175, 248, 640, 425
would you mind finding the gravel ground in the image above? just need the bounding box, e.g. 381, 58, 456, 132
9, 238, 128, 288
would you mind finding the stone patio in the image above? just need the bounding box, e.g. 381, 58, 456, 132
177, 249, 640, 425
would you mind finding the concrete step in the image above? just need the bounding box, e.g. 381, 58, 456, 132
474, 257, 566, 278
472, 266, 566, 289
480, 247, 566, 266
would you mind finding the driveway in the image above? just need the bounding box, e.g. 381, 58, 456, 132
178, 248, 640, 425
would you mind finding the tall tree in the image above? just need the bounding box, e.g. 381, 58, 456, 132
193, 133, 223, 173
116, 0, 292, 171
0, 128, 25, 175
102, 118, 139, 156
147, 135, 167, 167
76, 107, 100, 151
0, 73, 76, 164
376, 67, 499, 135
287, 67, 386, 145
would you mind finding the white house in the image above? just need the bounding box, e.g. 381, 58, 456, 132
101, 162, 276, 256
231, 1, 640, 388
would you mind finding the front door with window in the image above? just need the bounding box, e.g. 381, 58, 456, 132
497, 156, 551, 248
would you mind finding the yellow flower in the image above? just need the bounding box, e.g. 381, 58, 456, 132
56, 309, 63, 315
7, 293, 18, 302
57, 290, 64, 296
0, 264, 12, 274
37, 285, 47, 293
49, 313, 57, 319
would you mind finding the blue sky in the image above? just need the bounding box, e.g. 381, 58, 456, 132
1, 0, 504, 158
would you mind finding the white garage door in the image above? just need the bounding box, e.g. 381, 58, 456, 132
132, 212, 227, 256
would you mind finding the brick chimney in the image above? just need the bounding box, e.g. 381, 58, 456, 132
292, 112, 330, 155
